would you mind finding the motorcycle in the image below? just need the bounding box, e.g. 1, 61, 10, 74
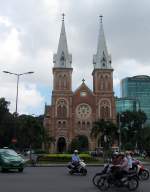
97, 168, 139, 191
92, 164, 110, 186
132, 159, 149, 180
67, 160, 87, 176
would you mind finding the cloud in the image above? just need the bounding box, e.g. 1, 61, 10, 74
113, 58, 150, 97
0, 0, 150, 115
0, 81, 44, 115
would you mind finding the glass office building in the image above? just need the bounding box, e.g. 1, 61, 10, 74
121, 75, 150, 122
115, 97, 140, 113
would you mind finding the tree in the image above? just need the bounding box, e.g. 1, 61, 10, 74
16, 115, 48, 150
0, 98, 15, 147
91, 119, 118, 160
70, 135, 89, 152
118, 110, 147, 151
138, 126, 150, 153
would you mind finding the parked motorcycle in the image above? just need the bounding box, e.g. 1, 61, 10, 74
132, 159, 149, 180
97, 168, 139, 191
67, 160, 87, 176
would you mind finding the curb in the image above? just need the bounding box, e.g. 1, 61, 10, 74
26, 163, 104, 167
26, 161, 150, 167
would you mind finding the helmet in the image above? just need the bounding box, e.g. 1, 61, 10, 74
74, 150, 78, 153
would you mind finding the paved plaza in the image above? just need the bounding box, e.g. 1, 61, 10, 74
0, 166, 150, 192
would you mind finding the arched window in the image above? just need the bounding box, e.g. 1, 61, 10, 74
57, 106, 62, 117
100, 75, 104, 90
78, 121, 81, 129
58, 121, 61, 128
87, 122, 90, 129
105, 75, 108, 90
60, 51, 66, 66
63, 75, 67, 89
100, 100, 111, 120
57, 75, 62, 89
82, 121, 85, 129
100, 106, 105, 119
62, 105, 67, 117
57, 99, 67, 118
63, 121, 66, 128
105, 106, 110, 119
101, 52, 107, 68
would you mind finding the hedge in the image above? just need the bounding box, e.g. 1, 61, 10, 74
37, 153, 99, 163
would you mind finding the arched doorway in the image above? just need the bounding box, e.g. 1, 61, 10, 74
57, 137, 66, 153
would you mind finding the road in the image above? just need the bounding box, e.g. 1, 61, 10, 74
0, 166, 149, 192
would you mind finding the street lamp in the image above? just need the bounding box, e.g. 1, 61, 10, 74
3, 70, 34, 144
3, 71, 34, 115
118, 113, 124, 152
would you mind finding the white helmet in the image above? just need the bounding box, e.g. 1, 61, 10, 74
74, 150, 78, 153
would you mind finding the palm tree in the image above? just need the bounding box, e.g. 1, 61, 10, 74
91, 119, 117, 161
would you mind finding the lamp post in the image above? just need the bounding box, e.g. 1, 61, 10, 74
3, 70, 34, 144
118, 113, 123, 152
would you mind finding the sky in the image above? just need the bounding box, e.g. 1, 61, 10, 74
0, 0, 150, 116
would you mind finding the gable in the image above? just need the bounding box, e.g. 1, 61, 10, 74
73, 83, 94, 97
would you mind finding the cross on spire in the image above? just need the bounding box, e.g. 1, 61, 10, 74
82, 78, 85, 83
99, 15, 103, 23
62, 13, 65, 22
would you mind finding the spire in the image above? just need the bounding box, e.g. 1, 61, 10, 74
53, 14, 72, 68
93, 15, 112, 69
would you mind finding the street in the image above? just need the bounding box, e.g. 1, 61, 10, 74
0, 166, 150, 192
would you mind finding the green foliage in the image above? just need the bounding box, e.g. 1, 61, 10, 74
91, 119, 118, 147
141, 126, 150, 151
124, 142, 134, 150
118, 110, 147, 150
0, 98, 15, 147
70, 135, 89, 152
70, 137, 80, 152
16, 114, 48, 149
38, 153, 99, 163
90, 119, 118, 162
0, 97, 49, 150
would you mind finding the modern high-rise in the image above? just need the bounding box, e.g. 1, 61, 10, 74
115, 97, 140, 113
121, 75, 150, 122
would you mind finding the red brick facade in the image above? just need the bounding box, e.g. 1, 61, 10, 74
43, 18, 116, 152
44, 67, 116, 152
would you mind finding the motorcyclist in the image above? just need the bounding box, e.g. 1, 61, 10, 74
126, 151, 133, 170
71, 150, 80, 168
112, 153, 129, 181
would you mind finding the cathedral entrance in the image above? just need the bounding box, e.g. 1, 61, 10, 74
57, 137, 66, 153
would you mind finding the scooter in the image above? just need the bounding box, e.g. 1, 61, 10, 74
136, 162, 149, 180
132, 159, 149, 180
67, 160, 87, 176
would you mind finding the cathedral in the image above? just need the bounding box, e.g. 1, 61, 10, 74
44, 16, 116, 153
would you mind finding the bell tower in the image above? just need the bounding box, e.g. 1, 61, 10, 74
51, 14, 73, 153
92, 16, 116, 122
53, 14, 73, 92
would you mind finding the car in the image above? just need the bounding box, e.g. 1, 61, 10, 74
0, 148, 25, 172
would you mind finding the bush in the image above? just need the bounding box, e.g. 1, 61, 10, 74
37, 153, 99, 163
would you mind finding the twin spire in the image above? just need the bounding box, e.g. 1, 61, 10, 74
53, 14, 112, 70
93, 15, 112, 69
53, 13, 72, 68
